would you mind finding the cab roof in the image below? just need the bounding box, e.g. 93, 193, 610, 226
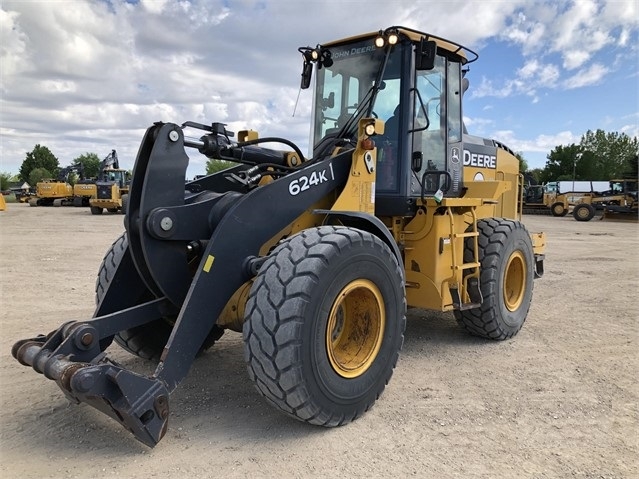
321, 26, 478, 65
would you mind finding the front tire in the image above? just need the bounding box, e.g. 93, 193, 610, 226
551, 202, 568, 217
243, 226, 406, 426
121, 194, 129, 215
95, 233, 223, 361
90, 206, 103, 215
454, 218, 534, 340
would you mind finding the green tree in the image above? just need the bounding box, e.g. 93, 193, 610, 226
0, 172, 13, 191
19, 145, 59, 183
526, 168, 543, 184
205, 159, 236, 174
539, 143, 582, 183
515, 152, 528, 173
67, 172, 79, 186
28, 167, 53, 185
623, 154, 638, 179
579, 129, 639, 179
73, 152, 101, 179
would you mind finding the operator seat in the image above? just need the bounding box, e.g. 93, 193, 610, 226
384, 105, 400, 141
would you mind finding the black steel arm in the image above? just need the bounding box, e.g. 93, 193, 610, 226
12, 122, 354, 447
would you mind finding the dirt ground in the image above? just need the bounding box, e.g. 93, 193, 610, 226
0, 204, 637, 479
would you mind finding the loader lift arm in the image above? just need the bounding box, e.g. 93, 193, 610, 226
12, 122, 351, 447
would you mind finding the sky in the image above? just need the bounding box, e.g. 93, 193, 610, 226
1, 0, 638, 178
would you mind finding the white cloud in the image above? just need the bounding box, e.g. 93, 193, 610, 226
501, 11, 546, 54
472, 60, 559, 100
0, 0, 637, 177
490, 0, 636, 97
563, 63, 609, 89
492, 129, 582, 160
140, 0, 169, 15
619, 124, 639, 139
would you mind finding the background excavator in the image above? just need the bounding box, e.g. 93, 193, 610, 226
13, 26, 545, 447
28, 165, 81, 207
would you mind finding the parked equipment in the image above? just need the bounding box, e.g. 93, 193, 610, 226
12, 183, 36, 203
12, 27, 546, 447
522, 183, 572, 216
523, 180, 614, 217
572, 179, 638, 221
89, 150, 130, 214
28, 166, 79, 207
73, 179, 97, 207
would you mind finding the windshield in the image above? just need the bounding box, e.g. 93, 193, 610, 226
312, 39, 402, 155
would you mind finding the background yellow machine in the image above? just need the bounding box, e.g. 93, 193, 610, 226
89, 150, 130, 214
28, 166, 78, 207
13, 26, 545, 447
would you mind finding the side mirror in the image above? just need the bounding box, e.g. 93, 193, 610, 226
416, 39, 437, 70
322, 91, 335, 109
301, 61, 313, 90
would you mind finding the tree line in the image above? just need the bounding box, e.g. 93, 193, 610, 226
525, 129, 638, 184
0, 145, 106, 190
3, 129, 637, 191
204, 128, 638, 183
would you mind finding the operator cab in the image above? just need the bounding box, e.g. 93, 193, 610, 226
103, 169, 127, 188
302, 27, 477, 216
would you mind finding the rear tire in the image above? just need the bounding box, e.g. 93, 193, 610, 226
454, 218, 534, 340
95, 233, 223, 361
573, 203, 595, 221
90, 206, 103, 215
243, 226, 406, 426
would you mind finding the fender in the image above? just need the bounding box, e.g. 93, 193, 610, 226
315, 209, 405, 282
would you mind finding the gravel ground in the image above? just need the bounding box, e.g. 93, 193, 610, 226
0, 204, 637, 479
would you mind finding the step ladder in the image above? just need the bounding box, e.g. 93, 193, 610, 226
446, 206, 483, 310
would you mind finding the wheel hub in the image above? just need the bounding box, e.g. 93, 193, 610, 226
326, 279, 385, 378
503, 251, 526, 312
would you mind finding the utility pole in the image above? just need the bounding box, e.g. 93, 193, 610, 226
573, 152, 582, 192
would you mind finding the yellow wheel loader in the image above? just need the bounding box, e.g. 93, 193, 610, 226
12, 26, 545, 447
89, 150, 130, 214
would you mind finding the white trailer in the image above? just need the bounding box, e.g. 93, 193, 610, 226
545, 181, 610, 194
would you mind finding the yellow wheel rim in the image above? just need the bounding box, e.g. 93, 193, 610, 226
576, 207, 589, 219
503, 251, 526, 312
326, 279, 385, 378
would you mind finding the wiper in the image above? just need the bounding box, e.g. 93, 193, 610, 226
314, 45, 393, 160
312, 88, 374, 160
334, 85, 376, 141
